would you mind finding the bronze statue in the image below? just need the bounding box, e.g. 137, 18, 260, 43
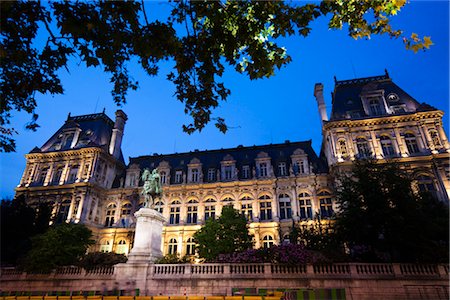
140, 168, 162, 209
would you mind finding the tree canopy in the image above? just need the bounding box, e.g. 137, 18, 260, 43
334, 160, 449, 263
194, 205, 253, 261
0, 0, 432, 152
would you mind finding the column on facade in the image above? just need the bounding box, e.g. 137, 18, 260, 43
180, 199, 187, 225
76, 158, 85, 183
419, 123, 435, 152
43, 162, 54, 186
311, 189, 319, 219
198, 203, 205, 224
291, 186, 300, 221
369, 130, 382, 159
60, 161, 70, 185
344, 133, 355, 159
271, 190, 280, 222
253, 227, 261, 248
76, 194, 86, 222
66, 193, 77, 221
414, 128, 427, 152
252, 196, 260, 222
177, 233, 183, 256
26, 163, 37, 186
19, 164, 30, 186
436, 123, 450, 151
329, 131, 338, 163
393, 127, 407, 157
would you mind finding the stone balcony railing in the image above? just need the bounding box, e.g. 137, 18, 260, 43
1, 263, 448, 281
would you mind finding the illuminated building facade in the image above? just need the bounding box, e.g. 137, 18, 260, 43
15, 73, 450, 257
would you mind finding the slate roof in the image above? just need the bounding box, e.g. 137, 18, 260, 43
36, 112, 124, 163
329, 72, 431, 121
128, 140, 327, 185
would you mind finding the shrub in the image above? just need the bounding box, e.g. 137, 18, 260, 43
78, 252, 127, 270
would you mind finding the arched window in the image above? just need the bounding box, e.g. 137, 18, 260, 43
380, 135, 395, 157
169, 201, 181, 225
259, 195, 272, 221
262, 235, 274, 249
100, 240, 112, 253
104, 203, 116, 227
338, 139, 348, 158
222, 196, 234, 202
160, 171, 167, 185
168, 238, 178, 255
429, 130, 442, 148
298, 192, 313, 220
241, 203, 253, 221
204, 198, 216, 221
186, 200, 198, 224
278, 194, 292, 220
154, 201, 164, 214
121, 203, 132, 217
405, 133, 420, 154
318, 191, 333, 218
417, 175, 435, 192
356, 138, 371, 158
369, 98, 382, 115
56, 199, 71, 224
185, 237, 196, 256
116, 239, 128, 255
240, 195, 253, 201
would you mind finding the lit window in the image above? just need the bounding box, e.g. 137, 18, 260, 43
259, 195, 272, 221
169, 201, 181, 225
278, 162, 287, 176
278, 194, 292, 220
242, 165, 250, 179
168, 238, 178, 255
154, 201, 164, 214
380, 135, 395, 157
259, 163, 268, 177
207, 168, 216, 182
298, 193, 313, 220
185, 237, 196, 256
175, 170, 183, 183
262, 235, 274, 249
186, 200, 198, 224
294, 161, 305, 174
191, 169, 199, 182
121, 203, 132, 217
100, 240, 112, 253
104, 203, 116, 227
318, 191, 333, 218
405, 133, 420, 154
356, 138, 371, 158
241, 203, 253, 221
204, 198, 216, 221
338, 139, 348, 158
116, 239, 128, 255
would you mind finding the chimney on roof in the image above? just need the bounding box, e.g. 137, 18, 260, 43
314, 83, 328, 125
109, 110, 128, 159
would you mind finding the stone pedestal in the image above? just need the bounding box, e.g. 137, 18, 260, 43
127, 208, 165, 263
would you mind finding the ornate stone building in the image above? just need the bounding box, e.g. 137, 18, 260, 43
15, 73, 450, 257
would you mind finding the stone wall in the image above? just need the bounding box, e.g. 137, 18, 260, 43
1, 263, 449, 300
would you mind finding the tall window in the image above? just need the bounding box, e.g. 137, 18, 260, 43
278, 162, 287, 176
52, 167, 63, 184
67, 165, 79, 183
186, 200, 198, 224
429, 130, 442, 148
259, 163, 268, 177
338, 139, 348, 158
380, 135, 395, 157
278, 194, 292, 220
207, 168, 216, 182
175, 170, 183, 183
121, 203, 132, 217
298, 193, 313, 220
224, 166, 232, 180
262, 235, 274, 249
154, 201, 164, 214
405, 133, 420, 154
116, 240, 128, 255
318, 191, 333, 218
369, 98, 382, 115
104, 203, 116, 227
242, 165, 250, 179
356, 138, 371, 158
168, 238, 178, 255
191, 169, 199, 182
259, 195, 272, 221
160, 171, 167, 184
100, 240, 112, 253
169, 201, 181, 225
241, 203, 253, 221
56, 200, 71, 224
38, 168, 48, 184
417, 175, 435, 192
294, 161, 305, 174
185, 237, 196, 256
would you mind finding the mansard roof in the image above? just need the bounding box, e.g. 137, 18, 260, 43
38, 112, 119, 156
129, 140, 328, 174
329, 72, 431, 121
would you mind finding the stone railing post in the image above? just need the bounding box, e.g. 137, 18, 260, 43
223, 264, 231, 276
184, 264, 191, 275
264, 263, 271, 276
392, 264, 402, 278
437, 265, 448, 277
348, 263, 358, 277
306, 264, 314, 275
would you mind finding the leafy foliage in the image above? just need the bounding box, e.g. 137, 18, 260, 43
21, 223, 94, 272
78, 252, 127, 270
194, 205, 253, 262
0, 195, 52, 265
154, 253, 190, 264
335, 160, 449, 263
0, 0, 430, 152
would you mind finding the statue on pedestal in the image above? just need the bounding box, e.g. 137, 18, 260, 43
140, 168, 162, 209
